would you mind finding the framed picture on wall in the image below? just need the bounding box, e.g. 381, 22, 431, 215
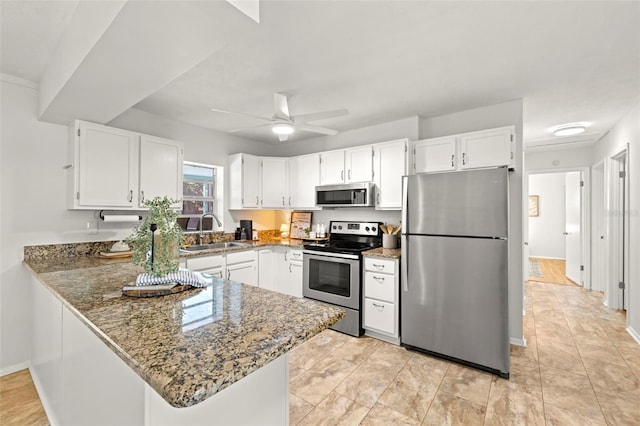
528, 195, 539, 217
290, 211, 313, 239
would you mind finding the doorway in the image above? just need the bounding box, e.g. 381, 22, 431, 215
526, 169, 590, 287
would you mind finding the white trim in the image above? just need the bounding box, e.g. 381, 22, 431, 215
0, 361, 31, 377
1, 73, 38, 89
529, 255, 565, 260
510, 337, 526, 347
627, 326, 640, 345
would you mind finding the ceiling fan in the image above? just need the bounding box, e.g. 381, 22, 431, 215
210, 93, 348, 141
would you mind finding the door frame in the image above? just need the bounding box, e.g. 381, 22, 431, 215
606, 147, 630, 310
524, 166, 591, 289
591, 161, 606, 294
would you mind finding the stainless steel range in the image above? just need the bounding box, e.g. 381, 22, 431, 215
302, 221, 382, 336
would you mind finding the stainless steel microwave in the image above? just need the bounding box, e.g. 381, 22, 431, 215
315, 182, 375, 207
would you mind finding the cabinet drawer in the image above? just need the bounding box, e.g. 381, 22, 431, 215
288, 249, 303, 262
364, 257, 396, 274
363, 299, 395, 335
226, 249, 256, 265
187, 254, 223, 271
364, 271, 395, 303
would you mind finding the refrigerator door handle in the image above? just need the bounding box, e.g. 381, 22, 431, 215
401, 176, 408, 227
401, 235, 408, 292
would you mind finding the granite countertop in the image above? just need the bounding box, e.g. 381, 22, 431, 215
24, 251, 344, 408
362, 247, 402, 259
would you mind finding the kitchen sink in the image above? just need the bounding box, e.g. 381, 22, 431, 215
181, 242, 252, 252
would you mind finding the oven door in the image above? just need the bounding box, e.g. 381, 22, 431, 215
303, 251, 360, 310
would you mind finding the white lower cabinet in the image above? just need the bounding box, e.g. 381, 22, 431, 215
363, 257, 400, 344
286, 249, 303, 298
185, 250, 257, 285
257, 247, 303, 297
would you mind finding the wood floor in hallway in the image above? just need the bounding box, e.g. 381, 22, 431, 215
529, 257, 579, 286
1, 281, 639, 425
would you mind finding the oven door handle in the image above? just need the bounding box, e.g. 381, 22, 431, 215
302, 250, 359, 260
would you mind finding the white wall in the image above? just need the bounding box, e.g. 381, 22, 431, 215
528, 173, 567, 259
421, 99, 525, 345
593, 104, 640, 341
526, 146, 594, 170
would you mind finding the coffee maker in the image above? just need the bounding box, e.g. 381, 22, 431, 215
235, 220, 253, 240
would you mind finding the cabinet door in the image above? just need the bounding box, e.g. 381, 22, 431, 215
289, 154, 320, 209
346, 145, 373, 183
242, 154, 261, 208
139, 135, 183, 208
319, 150, 345, 185
374, 140, 407, 209
459, 127, 514, 169
227, 261, 257, 286
288, 261, 303, 298
363, 299, 396, 335
76, 121, 138, 208
258, 249, 276, 291
261, 158, 288, 208
413, 137, 456, 173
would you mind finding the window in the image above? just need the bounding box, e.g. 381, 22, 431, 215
179, 162, 223, 232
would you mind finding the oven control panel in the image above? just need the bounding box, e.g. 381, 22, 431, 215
329, 221, 381, 236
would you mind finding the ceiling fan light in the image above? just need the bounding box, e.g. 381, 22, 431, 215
272, 123, 294, 135
551, 123, 588, 137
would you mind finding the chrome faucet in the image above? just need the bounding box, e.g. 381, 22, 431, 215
199, 213, 222, 245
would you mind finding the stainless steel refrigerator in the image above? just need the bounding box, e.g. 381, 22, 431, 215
400, 167, 509, 378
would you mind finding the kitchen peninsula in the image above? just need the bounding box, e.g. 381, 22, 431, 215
24, 244, 344, 425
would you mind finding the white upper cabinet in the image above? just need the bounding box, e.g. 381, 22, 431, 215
373, 139, 407, 210
458, 126, 514, 170
289, 153, 320, 209
413, 126, 515, 174
319, 150, 346, 185
139, 135, 183, 208
413, 136, 456, 174
345, 145, 374, 183
260, 158, 288, 208
71, 121, 139, 209
229, 153, 261, 209
69, 121, 184, 210
320, 146, 374, 186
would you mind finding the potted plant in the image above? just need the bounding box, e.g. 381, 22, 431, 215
127, 196, 183, 277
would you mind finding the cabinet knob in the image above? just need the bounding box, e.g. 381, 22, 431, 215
373, 276, 385, 283
128, 190, 133, 202
348, 169, 351, 180
372, 303, 385, 310
372, 263, 385, 270
256, 196, 259, 206
282, 196, 285, 206
140, 190, 145, 203
462, 153, 466, 165
451, 155, 455, 167
341, 170, 344, 181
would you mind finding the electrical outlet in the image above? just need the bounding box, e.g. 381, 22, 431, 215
86, 221, 98, 235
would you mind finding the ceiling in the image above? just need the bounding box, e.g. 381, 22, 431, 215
2, 1, 639, 147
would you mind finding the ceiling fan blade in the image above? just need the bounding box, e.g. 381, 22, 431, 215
273, 93, 290, 120
228, 123, 272, 133
210, 108, 271, 122
293, 109, 349, 123
296, 123, 338, 136
278, 134, 289, 142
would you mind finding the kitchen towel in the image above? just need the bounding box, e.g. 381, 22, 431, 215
102, 214, 141, 223
136, 269, 207, 287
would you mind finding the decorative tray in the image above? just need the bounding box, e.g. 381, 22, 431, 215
99, 250, 133, 259
122, 283, 195, 298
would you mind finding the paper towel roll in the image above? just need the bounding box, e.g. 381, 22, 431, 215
102, 215, 141, 223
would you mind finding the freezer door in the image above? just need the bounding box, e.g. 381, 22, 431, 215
403, 167, 508, 238
400, 235, 509, 374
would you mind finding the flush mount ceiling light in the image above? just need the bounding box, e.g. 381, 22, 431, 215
271, 121, 294, 135
551, 122, 589, 137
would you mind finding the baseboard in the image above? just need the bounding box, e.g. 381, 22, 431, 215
627, 326, 640, 345
510, 336, 526, 347
529, 256, 565, 260
0, 361, 30, 377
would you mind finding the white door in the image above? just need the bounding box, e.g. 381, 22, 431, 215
242, 154, 261, 208
139, 136, 183, 208
565, 172, 582, 285
258, 249, 276, 291
261, 158, 287, 208
289, 154, 320, 209
226, 262, 257, 286
319, 150, 345, 185
592, 163, 606, 292
288, 261, 303, 298
374, 140, 407, 209
459, 126, 513, 170
346, 145, 373, 183
413, 137, 456, 173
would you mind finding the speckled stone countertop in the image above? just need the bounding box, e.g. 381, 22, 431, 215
362, 247, 402, 259
23, 245, 344, 408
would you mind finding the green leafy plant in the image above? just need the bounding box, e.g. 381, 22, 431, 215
127, 197, 183, 277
